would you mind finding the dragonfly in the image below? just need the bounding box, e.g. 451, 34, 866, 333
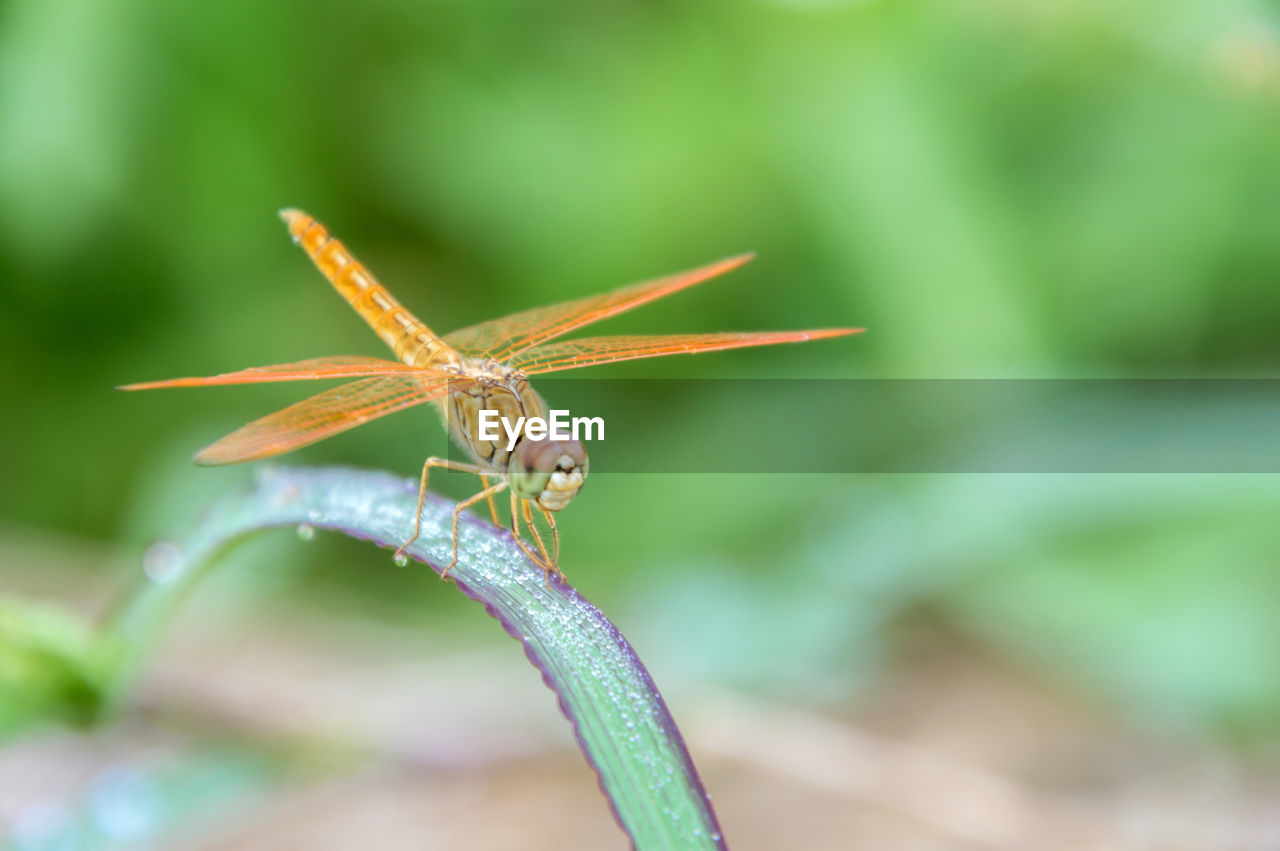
122, 210, 861, 580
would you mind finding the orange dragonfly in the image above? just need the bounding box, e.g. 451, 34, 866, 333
123, 210, 861, 579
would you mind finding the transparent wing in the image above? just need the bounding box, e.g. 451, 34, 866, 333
193, 374, 452, 465
119, 356, 436, 391
509, 329, 862, 374
442, 254, 754, 362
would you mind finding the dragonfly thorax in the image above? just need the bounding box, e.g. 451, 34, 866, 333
445, 361, 588, 511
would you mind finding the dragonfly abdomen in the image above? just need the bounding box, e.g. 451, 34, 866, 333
279, 209, 459, 369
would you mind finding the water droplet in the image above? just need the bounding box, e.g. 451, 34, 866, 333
296, 523, 315, 542
142, 542, 185, 585
393, 552, 409, 567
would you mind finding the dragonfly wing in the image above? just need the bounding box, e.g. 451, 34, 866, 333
509, 329, 862, 374
120, 356, 437, 390
442, 254, 754, 362
193, 374, 452, 465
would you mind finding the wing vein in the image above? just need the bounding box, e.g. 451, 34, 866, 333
193, 374, 456, 465
510, 329, 861, 374
441, 254, 754, 361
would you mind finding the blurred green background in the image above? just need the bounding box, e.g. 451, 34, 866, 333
3, 0, 1280, 848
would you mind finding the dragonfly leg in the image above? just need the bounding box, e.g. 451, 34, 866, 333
539, 506, 561, 575
510, 493, 552, 575
521, 499, 553, 568
479, 475, 501, 525
441, 479, 509, 581
514, 497, 558, 587
394, 457, 490, 563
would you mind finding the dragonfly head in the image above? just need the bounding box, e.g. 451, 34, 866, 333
509, 437, 588, 512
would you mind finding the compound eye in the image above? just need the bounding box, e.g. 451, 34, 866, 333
516, 437, 561, 474
509, 438, 556, 499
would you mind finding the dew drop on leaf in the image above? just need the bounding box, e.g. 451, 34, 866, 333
393, 552, 409, 567
142, 541, 185, 584
296, 523, 316, 542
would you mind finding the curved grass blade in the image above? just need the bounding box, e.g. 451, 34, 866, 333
104, 465, 727, 850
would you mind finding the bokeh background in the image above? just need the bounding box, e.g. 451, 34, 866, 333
4, 1, 1280, 848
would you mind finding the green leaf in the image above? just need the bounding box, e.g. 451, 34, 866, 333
102, 465, 726, 850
